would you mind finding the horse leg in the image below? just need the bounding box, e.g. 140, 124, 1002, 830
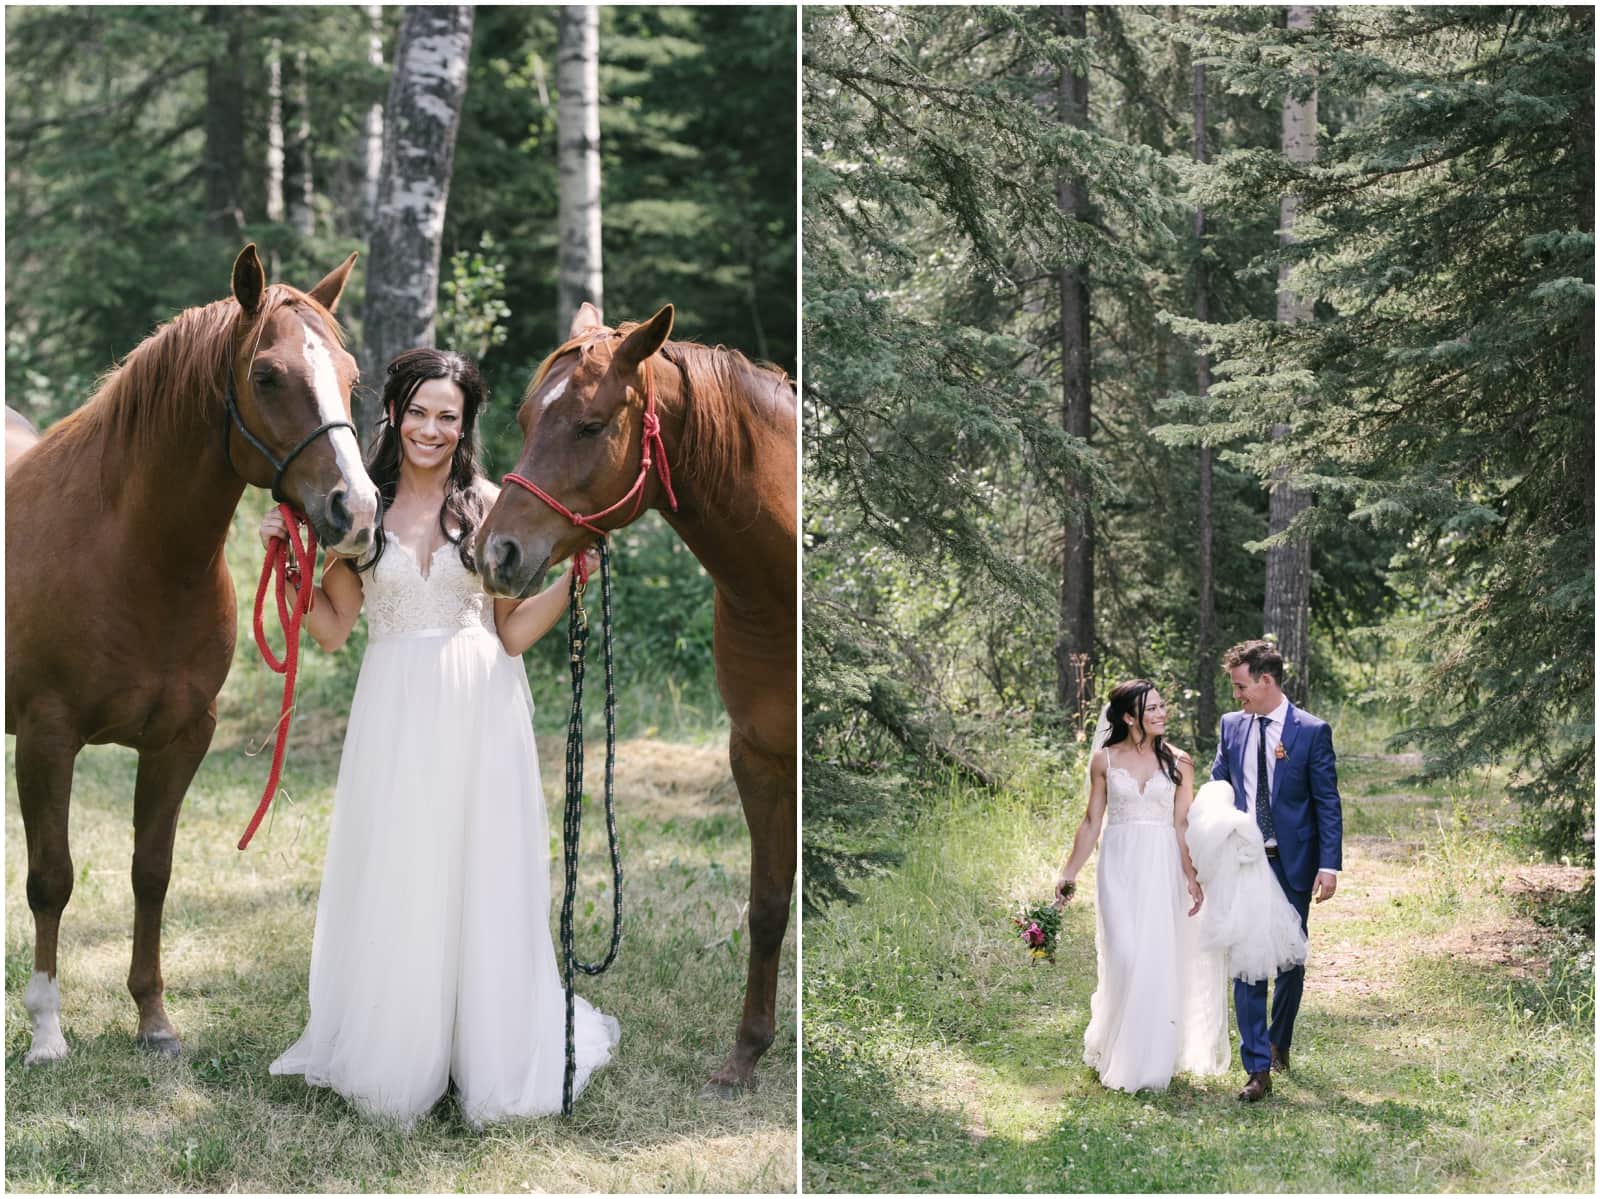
703, 728, 795, 1098
128, 707, 214, 1056
14, 712, 83, 1065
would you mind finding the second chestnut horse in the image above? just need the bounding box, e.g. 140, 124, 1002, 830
477, 303, 796, 1096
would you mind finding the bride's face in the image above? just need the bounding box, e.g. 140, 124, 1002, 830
395, 378, 465, 472
1131, 691, 1168, 740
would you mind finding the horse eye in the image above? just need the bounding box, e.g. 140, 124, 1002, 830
576, 421, 606, 439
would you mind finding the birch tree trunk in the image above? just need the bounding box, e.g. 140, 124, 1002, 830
203, 6, 246, 240
1193, 58, 1218, 743
266, 40, 285, 224
556, 5, 602, 338
1264, 5, 1316, 703
358, 4, 474, 437
1053, 4, 1094, 732
363, 4, 385, 232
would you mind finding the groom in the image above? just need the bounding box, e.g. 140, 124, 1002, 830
1211, 639, 1343, 1102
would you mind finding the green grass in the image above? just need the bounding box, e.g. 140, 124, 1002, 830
803, 743, 1594, 1193
5, 497, 792, 1193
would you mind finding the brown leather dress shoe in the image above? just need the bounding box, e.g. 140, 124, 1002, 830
1237, 1070, 1272, 1101
1270, 1044, 1289, 1074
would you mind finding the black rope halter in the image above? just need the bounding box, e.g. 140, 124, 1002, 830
559, 540, 624, 1116
223, 369, 355, 506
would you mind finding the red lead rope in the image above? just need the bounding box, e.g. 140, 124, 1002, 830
238, 503, 318, 850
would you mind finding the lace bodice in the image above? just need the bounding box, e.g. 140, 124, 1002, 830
1102, 754, 1177, 826
362, 536, 496, 640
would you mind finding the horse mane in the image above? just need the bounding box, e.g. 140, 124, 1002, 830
526, 326, 792, 506
46, 285, 343, 463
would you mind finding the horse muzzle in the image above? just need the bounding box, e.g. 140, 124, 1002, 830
307, 478, 379, 558
478, 531, 552, 599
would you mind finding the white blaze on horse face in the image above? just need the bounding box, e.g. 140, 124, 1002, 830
23, 971, 68, 1064
538, 376, 569, 411
299, 323, 378, 506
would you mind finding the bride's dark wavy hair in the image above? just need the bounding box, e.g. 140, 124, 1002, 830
357, 347, 489, 576
1102, 679, 1181, 785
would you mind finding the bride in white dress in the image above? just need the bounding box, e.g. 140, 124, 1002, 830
1053, 681, 1229, 1092
263, 348, 618, 1127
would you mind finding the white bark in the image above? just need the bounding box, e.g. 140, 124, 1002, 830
363, 4, 384, 230
266, 39, 284, 223
358, 4, 474, 436
557, 5, 602, 339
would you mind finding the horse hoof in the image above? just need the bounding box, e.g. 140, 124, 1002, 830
23, 1039, 69, 1066
699, 1078, 749, 1102
135, 1032, 182, 1058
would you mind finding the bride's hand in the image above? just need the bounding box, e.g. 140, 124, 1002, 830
259, 507, 291, 551
1053, 874, 1076, 908
1186, 877, 1204, 916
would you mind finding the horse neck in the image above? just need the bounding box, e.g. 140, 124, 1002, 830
107, 404, 246, 578
653, 366, 795, 616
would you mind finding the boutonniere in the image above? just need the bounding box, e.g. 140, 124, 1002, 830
1275, 744, 1288, 760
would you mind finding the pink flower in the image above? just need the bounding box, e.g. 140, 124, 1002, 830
1024, 922, 1045, 947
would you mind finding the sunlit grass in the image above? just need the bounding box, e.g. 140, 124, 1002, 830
803, 748, 1593, 1193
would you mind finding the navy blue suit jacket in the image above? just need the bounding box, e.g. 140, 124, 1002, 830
1210, 704, 1343, 894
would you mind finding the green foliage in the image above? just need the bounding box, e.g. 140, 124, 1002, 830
437, 231, 511, 362
1162, 5, 1595, 859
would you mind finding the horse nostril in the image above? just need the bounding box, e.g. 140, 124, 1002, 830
326, 486, 353, 536
492, 535, 521, 582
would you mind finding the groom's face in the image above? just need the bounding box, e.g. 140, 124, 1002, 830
1229, 664, 1278, 714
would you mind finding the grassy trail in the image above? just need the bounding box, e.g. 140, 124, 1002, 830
803, 749, 1593, 1193
6, 725, 795, 1192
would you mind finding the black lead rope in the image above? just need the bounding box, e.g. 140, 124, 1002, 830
559, 539, 623, 1116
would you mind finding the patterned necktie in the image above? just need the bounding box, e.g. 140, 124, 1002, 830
1255, 714, 1276, 844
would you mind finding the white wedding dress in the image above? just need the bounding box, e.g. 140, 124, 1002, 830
1081, 754, 1230, 1092
270, 533, 620, 1128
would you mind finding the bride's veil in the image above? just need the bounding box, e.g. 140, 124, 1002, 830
1086, 703, 1113, 785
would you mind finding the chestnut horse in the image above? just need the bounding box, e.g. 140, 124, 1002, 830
5, 245, 380, 1064
477, 303, 795, 1096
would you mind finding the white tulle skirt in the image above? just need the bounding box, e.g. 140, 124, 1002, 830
1185, 780, 1310, 984
1082, 822, 1231, 1092
270, 625, 619, 1128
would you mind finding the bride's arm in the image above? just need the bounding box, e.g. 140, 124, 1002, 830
1171, 751, 1204, 915
492, 565, 577, 656
1054, 749, 1109, 905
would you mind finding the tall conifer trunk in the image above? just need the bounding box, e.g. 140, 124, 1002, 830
1053, 4, 1094, 731
203, 6, 245, 240
1264, 4, 1316, 703
1193, 58, 1218, 742
556, 5, 603, 338
285, 48, 315, 236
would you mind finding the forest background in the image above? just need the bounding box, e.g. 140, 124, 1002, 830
803, 6, 1591, 1190
803, 2, 1592, 904
5, 5, 797, 1192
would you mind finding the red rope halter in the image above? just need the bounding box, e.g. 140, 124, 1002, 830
502, 360, 677, 583
238, 503, 317, 850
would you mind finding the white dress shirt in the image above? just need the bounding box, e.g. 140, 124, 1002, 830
1241, 696, 1290, 848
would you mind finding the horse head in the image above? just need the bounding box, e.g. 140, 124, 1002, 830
224, 245, 380, 557
477, 302, 676, 598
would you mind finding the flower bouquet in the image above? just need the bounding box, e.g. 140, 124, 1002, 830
1011, 901, 1062, 964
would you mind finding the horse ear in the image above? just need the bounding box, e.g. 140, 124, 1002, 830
568, 301, 604, 339
231, 244, 266, 315
614, 304, 674, 372
307, 251, 359, 313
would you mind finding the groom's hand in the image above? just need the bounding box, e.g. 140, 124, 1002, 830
1313, 870, 1338, 903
